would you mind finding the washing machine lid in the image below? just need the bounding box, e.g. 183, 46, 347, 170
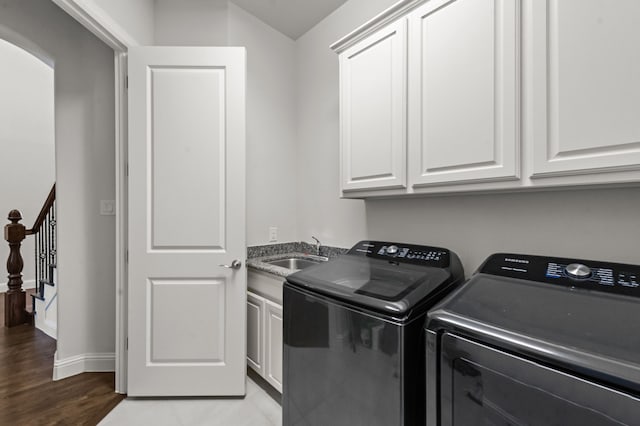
427, 253, 640, 393
286, 241, 461, 318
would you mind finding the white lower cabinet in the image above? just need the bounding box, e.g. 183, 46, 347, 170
246, 292, 265, 376
264, 300, 283, 392
246, 287, 283, 393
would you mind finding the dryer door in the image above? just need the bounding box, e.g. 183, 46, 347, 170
439, 334, 640, 425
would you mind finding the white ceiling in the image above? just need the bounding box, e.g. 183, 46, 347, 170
231, 0, 349, 39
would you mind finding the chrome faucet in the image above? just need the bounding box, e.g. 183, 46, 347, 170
311, 236, 321, 256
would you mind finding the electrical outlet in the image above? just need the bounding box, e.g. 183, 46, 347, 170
269, 226, 278, 242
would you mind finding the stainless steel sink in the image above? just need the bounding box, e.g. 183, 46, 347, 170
266, 257, 327, 270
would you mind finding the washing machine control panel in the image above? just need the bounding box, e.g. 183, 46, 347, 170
564, 263, 592, 279
348, 240, 450, 268
481, 253, 640, 297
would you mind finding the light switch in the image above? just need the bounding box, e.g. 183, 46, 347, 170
100, 200, 116, 216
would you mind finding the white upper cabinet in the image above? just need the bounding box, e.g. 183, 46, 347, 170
408, 0, 520, 187
333, 0, 640, 197
529, 0, 640, 179
339, 19, 407, 192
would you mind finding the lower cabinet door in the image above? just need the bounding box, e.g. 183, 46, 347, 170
264, 299, 283, 393
247, 291, 283, 393
246, 292, 264, 376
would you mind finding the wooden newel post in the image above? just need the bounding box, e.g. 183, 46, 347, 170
4, 209, 27, 327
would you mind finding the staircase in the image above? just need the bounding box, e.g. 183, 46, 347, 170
32, 263, 57, 338
4, 184, 56, 332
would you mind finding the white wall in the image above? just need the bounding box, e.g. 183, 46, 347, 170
0, 38, 55, 291
295, 0, 398, 248
89, 0, 155, 45
228, 4, 298, 246
154, 0, 229, 46
0, 0, 116, 367
297, 0, 640, 273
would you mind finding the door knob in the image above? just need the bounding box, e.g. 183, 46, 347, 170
219, 260, 242, 270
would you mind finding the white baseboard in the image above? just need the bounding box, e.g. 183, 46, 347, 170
53, 351, 116, 381
0, 279, 36, 293
35, 318, 57, 340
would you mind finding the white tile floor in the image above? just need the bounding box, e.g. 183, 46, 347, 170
99, 376, 282, 426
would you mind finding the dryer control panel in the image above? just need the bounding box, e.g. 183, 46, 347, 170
348, 240, 450, 268
480, 253, 640, 297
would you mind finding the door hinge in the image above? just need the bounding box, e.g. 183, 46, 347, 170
126, 163, 129, 177
126, 250, 129, 263
125, 75, 128, 89
126, 337, 128, 350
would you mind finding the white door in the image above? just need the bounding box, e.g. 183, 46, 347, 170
127, 47, 246, 396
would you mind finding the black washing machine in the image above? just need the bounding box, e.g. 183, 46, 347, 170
426, 253, 640, 425
283, 240, 464, 426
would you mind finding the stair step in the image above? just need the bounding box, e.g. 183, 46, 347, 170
31, 293, 45, 302
40, 279, 55, 287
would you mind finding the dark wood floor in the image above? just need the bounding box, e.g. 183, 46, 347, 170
0, 292, 125, 425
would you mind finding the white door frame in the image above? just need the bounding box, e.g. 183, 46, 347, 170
52, 0, 131, 393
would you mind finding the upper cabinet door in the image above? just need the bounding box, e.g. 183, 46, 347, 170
530, 0, 640, 178
408, 0, 520, 187
339, 19, 407, 192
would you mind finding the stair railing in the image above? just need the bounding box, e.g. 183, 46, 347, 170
4, 184, 56, 327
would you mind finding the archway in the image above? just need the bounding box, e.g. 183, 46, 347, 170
0, 34, 57, 337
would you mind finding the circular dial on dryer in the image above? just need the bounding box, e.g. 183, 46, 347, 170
565, 263, 592, 279
386, 245, 399, 255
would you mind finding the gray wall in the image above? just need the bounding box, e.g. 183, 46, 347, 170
228, 3, 299, 245
296, 0, 398, 248
0, 38, 55, 291
367, 188, 640, 277
154, 0, 229, 46
0, 0, 116, 362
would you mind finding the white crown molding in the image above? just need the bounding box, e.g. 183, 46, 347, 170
330, 0, 424, 54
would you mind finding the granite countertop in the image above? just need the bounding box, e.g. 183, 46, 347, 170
246, 242, 347, 278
